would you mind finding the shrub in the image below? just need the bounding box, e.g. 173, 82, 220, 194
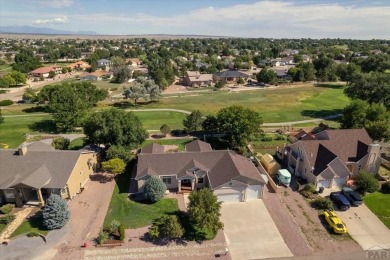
42, 194, 70, 230
107, 219, 120, 233
0, 99, 14, 106
102, 158, 126, 175
118, 224, 125, 241
381, 182, 390, 194
52, 137, 70, 150
97, 230, 109, 245
303, 184, 317, 193
27, 231, 40, 237
0, 204, 14, 214
261, 135, 273, 142
215, 80, 227, 88
355, 171, 379, 193
311, 197, 333, 211
148, 215, 184, 241
274, 134, 286, 140
160, 124, 171, 136
0, 213, 16, 224
106, 145, 133, 162
300, 190, 315, 199
144, 176, 167, 203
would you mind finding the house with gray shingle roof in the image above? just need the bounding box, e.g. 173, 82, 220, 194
282, 129, 381, 189
135, 140, 266, 203
0, 142, 97, 207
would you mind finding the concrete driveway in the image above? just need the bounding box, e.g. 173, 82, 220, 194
337, 204, 390, 250
220, 200, 293, 260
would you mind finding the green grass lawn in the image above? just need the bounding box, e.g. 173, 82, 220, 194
251, 137, 289, 155
69, 137, 85, 150
0, 114, 52, 148
134, 111, 186, 130
104, 162, 179, 229
143, 138, 194, 151
0, 223, 6, 234
0, 64, 12, 73
123, 84, 349, 123
10, 214, 49, 238
364, 192, 390, 229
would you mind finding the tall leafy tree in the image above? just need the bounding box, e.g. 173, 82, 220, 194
256, 67, 277, 84
123, 77, 161, 105
188, 189, 223, 238
102, 158, 126, 176
12, 49, 42, 73
216, 105, 262, 147
183, 110, 203, 132
83, 108, 147, 148
37, 81, 108, 132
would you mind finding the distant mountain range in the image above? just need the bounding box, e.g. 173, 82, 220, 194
0, 26, 98, 35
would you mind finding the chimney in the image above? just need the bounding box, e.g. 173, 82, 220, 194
18, 146, 28, 156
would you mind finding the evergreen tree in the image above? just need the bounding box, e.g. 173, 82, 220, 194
43, 194, 70, 230
144, 176, 166, 202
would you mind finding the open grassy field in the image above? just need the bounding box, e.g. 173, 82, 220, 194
104, 164, 179, 229
129, 84, 349, 123
133, 111, 186, 130
0, 114, 51, 148
364, 192, 390, 229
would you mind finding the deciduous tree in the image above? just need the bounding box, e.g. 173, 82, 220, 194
148, 215, 184, 242
102, 158, 126, 175
183, 110, 203, 132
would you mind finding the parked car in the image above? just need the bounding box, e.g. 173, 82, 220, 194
341, 187, 363, 206
330, 192, 351, 211
324, 210, 347, 234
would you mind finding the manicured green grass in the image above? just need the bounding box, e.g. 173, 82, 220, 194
104, 163, 179, 229
132, 84, 349, 123
133, 111, 186, 130
143, 138, 194, 151
92, 80, 124, 91
251, 138, 289, 155
0, 114, 52, 148
292, 119, 341, 128
364, 192, 390, 229
10, 215, 49, 238
0, 223, 6, 234
69, 137, 85, 150
0, 64, 12, 73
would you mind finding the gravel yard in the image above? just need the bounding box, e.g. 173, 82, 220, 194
263, 182, 362, 256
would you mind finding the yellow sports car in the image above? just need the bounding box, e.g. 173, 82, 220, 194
324, 210, 347, 234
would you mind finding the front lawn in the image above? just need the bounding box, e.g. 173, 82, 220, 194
103, 162, 179, 229
0, 223, 6, 234
10, 213, 49, 238
364, 191, 390, 229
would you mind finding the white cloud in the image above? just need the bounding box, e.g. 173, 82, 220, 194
71, 1, 390, 39
33, 16, 68, 25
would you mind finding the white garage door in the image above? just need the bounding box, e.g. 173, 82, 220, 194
317, 179, 331, 188
246, 185, 261, 200
333, 177, 347, 187
217, 193, 241, 203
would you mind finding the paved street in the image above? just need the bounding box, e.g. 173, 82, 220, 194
220, 200, 293, 260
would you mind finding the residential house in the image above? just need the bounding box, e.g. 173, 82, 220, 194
213, 70, 250, 83
0, 142, 97, 207
135, 140, 266, 203
97, 59, 112, 69
79, 70, 112, 81
30, 66, 62, 79
281, 129, 381, 189
126, 58, 142, 67
281, 56, 294, 65
67, 61, 91, 71
270, 68, 289, 79
184, 71, 213, 87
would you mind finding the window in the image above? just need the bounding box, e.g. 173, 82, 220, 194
162, 176, 171, 185
4, 189, 15, 199
198, 178, 204, 184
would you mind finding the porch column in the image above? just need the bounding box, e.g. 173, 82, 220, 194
13, 189, 23, 208
295, 159, 300, 176
191, 179, 195, 190
178, 181, 181, 192
37, 189, 45, 207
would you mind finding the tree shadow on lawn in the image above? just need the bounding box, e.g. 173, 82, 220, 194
22, 106, 51, 113
28, 119, 58, 134
300, 109, 343, 119
314, 83, 345, 89
116, 159, 135, 194
111, 100, 159, 109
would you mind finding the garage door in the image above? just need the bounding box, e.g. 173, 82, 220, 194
317, 179, 331, 188
217, 193, 241, 203
246, 185, 261, 200
333, 177, 347, 187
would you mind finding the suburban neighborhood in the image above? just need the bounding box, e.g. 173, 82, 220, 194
0, 1, 390, 260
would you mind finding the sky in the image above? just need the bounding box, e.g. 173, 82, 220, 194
1, 0, 390, 39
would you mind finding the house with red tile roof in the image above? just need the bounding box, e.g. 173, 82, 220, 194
135, 140, 266, 203
30, 66, 62, 79
282, 129, 381, 189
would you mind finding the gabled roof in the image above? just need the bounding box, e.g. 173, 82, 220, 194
31, 66, 59, 74
140, 143, 165, 154
185, 140, 212, 152
0, 141, 92, 190
214, 70, 250, 78
136, 144, 265, 189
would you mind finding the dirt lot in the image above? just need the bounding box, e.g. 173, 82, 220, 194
265, 182, 362, 256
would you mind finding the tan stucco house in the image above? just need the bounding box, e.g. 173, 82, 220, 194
135, 140, 266, 203
0, 142, 97, 207
281, 129, 381, 188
